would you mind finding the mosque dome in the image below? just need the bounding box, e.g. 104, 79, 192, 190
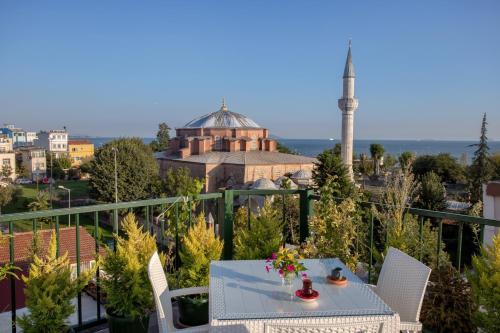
251, 178, 278, 190
182, 99, 261, 129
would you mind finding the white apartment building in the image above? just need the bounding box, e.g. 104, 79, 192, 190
35, 130, 69, 158
483, 182, 500, 247
26, 132, 38, 144
17, 146, 46, 181
0, 137, 13, 153
0, 138, 16, 180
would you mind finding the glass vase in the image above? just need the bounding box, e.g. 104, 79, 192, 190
281, 273, 295, 300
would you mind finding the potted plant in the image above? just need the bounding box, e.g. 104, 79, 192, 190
420, 265, 477, 333
175, 213, 223, 326
18, 231, 94, 333
468, 232, 500, 333
100, 213, 164, 333
233, 200, 284, 260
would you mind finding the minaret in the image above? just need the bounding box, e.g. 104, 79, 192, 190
337, 40, 359, 180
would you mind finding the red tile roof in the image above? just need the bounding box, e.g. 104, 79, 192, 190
0, 227, 103, 266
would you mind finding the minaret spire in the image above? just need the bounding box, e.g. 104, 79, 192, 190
220, 97, 228, 111
338, 40, 359, 180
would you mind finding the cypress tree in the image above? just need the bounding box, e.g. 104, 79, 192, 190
469, 113, 492, 203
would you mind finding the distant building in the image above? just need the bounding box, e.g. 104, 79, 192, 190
0, 125, 36, 148
68, 139, 94, 166
25, 131, 38, 144
158, 100, 316, 192
0, 137, 16, 180
483, 182, 500, 246
17, 146, 46, 181
35, 129, 69, 158
0, 137, 13, 153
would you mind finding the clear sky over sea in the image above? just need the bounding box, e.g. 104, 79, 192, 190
1, 1, 499, 140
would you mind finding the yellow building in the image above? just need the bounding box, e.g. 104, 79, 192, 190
68, 140, 94, 166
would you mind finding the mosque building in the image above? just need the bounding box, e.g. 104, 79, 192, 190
157, 99, 316, 192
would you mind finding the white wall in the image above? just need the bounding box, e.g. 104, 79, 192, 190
483, 182, 500, 247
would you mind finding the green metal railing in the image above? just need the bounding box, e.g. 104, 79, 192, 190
0, 193, 222, 333
1, 188, 499, 332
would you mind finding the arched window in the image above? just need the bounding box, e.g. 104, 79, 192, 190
251, 137, 257, 150
214, 136, 222, 151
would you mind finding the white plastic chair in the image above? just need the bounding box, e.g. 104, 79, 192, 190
148, 251, 209, 332
370, 247, 431, 333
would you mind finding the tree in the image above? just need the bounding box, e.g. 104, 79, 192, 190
415, 171, 447, 211
18, 232, 93, 333
382, 154, 398, 170
47, 154, 72, 180
89, 138, 160, 202
413, 154, 465, 184
234, 201, 284, 260
302, 178, 364, 270
369, 143, 385, 176
276, 141, 297, 155
149, 122, 171, 152
399, 151, 415, 169
162, 167, 203, 197
178, 213, 223, 288
0, 185, 14, 215
468, 232, 500, 332
1, 164, 12, 179
28, 191, 51, 225
468, 113, 493, 202
16, 160, 29, 179
357, 153, 373, 175
491, 153, 500, 180
372, 166, 449, 268
312, 148, 354, 198
332, 143, 342, 157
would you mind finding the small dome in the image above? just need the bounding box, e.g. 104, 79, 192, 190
251, 178, 278, 190
182, 99, 261, 129
274, 176, 298, 189
290, 170, 312, 180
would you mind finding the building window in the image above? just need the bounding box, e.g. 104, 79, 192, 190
214, 136, 222, 151
251, 137, 257, 150
2, 159, 10, 167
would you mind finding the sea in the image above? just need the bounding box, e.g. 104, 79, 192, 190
85, 137, 500, 162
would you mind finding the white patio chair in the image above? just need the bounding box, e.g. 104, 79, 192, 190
370, 247, 431, 333
148, 251, 209, 332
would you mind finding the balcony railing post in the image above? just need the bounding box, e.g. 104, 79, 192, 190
457, 221, 464, 271
9, 220, 16, 333
419, 216, 424, 262
299, 189, 313, 243
437, 218, 443, 268
94, 211, 101, 320
223, 189, 234, 260
76, 214, 82, 327
368, 213, 374, 284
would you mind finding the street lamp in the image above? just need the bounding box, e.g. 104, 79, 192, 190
58, 185, 71, 226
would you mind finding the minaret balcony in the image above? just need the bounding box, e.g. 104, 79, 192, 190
338, 98, 359, 112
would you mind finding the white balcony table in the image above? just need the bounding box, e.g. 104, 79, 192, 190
209, 258, 400, 333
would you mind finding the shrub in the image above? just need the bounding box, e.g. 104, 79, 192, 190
18, 231, 94, 333
302, 178, 364, 270
373, 166, 449, 269
100, 213, 164, 319
468, 232, 500, 332
421, 266, 477, 333
177, 213, 223, 288
234, 200, 284, 260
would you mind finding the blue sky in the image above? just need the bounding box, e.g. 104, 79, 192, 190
1, 0, 499, 140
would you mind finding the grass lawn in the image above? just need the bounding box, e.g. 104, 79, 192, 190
2, 180, 90, 215
0, 180, 115, 241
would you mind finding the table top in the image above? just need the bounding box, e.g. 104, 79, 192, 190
210, 258, 394, 321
